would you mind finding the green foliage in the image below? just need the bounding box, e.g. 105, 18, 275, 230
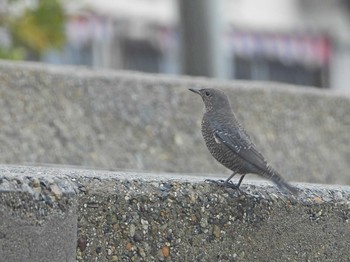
0, 46, 25, 60
1, 0, 66, 60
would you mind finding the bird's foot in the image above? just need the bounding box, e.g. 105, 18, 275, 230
205, 179, 239, 190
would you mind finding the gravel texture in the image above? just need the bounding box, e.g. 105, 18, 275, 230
1, 165, 350, 261
0, 165, 77, 262
0, 61, 350, 184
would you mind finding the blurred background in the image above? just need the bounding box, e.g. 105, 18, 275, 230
0, 0, 349, 90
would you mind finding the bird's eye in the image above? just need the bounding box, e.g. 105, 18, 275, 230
205, 91, 210, 97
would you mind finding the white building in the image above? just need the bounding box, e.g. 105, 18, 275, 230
42, 0, 350, 91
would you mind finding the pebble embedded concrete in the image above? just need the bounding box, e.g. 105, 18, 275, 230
1, 165, 350, 261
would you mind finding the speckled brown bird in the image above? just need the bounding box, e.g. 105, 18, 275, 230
189, 87, 298, 195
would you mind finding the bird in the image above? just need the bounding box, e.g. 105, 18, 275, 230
189, 87, 298, 195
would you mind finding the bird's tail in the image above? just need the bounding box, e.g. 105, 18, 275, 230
261, 167, 299, 196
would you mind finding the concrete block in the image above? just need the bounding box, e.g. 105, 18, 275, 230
1, 165, 350, 261
0, 166, 77, 262
0, 60, 349, 184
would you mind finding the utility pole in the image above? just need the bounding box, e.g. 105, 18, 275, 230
179, 0, 230, 78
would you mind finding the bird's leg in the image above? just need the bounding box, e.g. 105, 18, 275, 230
223, 172, 237, 184
205, 172, 236, 186
205, 173, 245, 189
235, 174, 246, 188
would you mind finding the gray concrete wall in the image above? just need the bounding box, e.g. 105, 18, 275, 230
0, 61, 349, 185
1, 165, 350, 261
0, 166, 77, 262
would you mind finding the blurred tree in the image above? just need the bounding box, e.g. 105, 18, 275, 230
0, 0, 66, 60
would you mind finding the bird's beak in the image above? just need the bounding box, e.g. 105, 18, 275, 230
189, 88, 201, 95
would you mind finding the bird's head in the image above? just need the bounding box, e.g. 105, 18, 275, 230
189, 88, 232, 113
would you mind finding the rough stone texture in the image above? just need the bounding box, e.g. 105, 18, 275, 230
0, 60, 350, 184
1, 165, 350, 261
0, 166, 77, 262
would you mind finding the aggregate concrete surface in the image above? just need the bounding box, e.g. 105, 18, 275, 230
0, 166, 77, 262
1, 165, 350, 261
0, 60, 350, 185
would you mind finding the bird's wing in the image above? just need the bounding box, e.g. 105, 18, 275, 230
211, 121, 269, 172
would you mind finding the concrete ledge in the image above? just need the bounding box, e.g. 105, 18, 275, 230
1, 165, 350, 261
0, 166, 77, 262
1, 60, 350, 184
